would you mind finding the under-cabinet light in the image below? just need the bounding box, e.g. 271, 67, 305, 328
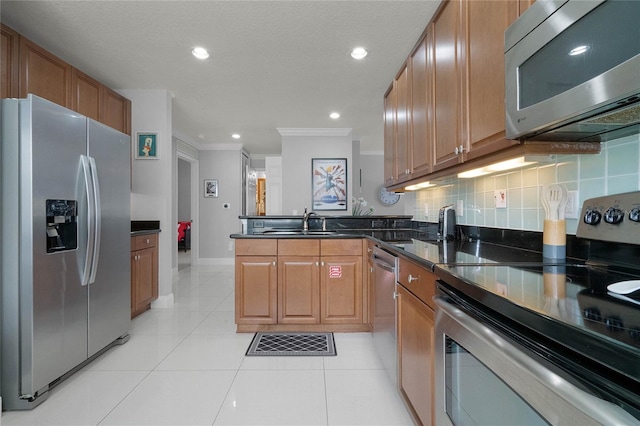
404, 181, 435, 191
458, 156, 537, 178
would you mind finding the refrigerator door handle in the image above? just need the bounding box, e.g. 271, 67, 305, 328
80, 155, 95, 286
88, 156, 101, 284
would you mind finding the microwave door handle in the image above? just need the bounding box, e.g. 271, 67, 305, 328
80, 155, 95, 287
87, 156, 101, 284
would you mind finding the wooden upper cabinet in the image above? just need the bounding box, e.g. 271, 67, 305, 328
519, 0, 536, 15
395, 63, 411, 183
409, 33, 431, 178
19, 37, 72, 108
1, 24, 19, 99
101, 86, 131, 135
71, 68, 101, 121
383, 83, 397, 186
431, 0, 462, 173
462, 0, 520, 161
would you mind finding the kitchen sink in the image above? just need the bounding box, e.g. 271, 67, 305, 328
259, 230, 338, 235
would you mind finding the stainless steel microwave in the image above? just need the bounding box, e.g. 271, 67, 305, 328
505, 0, 640, 142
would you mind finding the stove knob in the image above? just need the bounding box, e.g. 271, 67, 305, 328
605, 316, 624, 332
630, 207, 640, 223
583, 209, 602, 225
583, 307, 602, 322
604, 207, 625, 225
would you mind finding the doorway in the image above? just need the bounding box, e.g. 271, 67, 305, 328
177, 150, 199, 270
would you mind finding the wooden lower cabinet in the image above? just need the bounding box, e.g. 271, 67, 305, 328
397, 285, 435, 426
278, 255, 320, 324
235, 238, 367, 332
235, 255, 277, 324
131, 234, 158, 318
397, 256, 437, 425
321, 255, 363, 324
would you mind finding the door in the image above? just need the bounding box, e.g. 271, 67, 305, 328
87, 119, 131, 356
25, 95, 88, 394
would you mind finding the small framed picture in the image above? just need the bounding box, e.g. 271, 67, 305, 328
135, 132, 158, 159
204, 179, 218, 198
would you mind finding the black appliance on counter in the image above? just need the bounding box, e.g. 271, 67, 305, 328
438, 205, 456, 241
434, 191, 640, 425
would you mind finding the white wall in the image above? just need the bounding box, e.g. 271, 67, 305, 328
198, 148, 243, 263
359, 153, 406, 215
280, 128, 354, 215
120, 89, 174, 307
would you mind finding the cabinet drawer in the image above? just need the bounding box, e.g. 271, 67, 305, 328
235, 239, 277, 256
321, 239, 363, 256
398, 257, 436, 309
278, 239, 320, 256
132, 233, 158, 251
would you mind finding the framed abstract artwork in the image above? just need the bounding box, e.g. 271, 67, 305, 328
311, 158, 347, 211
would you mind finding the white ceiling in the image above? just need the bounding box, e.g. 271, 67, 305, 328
1, 0, 441, 155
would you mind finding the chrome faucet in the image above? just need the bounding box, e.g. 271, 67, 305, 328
302, 207, 318, 231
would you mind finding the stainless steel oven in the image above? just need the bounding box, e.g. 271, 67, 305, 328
434, 283, 638, 425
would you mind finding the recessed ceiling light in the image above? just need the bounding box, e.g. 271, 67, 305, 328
329, 112, 340, 119
192, 47, 210, 59
232, 133, 241, 139
351, 47, 368, 60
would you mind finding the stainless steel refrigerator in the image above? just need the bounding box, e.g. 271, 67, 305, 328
1, 95, 131, 410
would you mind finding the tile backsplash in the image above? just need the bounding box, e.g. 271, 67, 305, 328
410, 134, 640, 235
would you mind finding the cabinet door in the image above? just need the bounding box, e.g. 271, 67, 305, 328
397, 285, 435, 426
320, 255, 363, 324
278, 256, 320, 324
135, 247, 157, 308
1, 24, 19, 99
101, 86, 131, 135
19, 36, 72, 107
235, 256, 277, 324
395, 63, 411, 183
431, 0, 463, 172
463, 0, 519, 161
383, 83, 397, 186
409, 34, 431, 179
71, 68, 101, 121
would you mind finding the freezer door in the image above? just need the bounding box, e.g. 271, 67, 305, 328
25, 95, 89, 395
87, 119, 131, 356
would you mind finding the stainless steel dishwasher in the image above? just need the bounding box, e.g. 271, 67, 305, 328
370, 245, 398, 386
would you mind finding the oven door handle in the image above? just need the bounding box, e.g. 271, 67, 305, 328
434, 295, 639, 425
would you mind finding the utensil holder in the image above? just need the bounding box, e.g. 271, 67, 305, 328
543, 219, 566, 259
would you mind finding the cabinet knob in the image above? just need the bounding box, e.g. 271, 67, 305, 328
272, 261, 276, 266
408, 274, 419, 283
145, 238, 150, 244
454, 147, 459, 155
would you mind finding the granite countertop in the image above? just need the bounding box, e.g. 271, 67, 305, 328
131, 220, 161, 236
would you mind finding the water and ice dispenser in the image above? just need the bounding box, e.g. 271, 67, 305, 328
46, 199, 78, 253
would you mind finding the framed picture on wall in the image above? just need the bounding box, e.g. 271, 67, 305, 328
135, 132, 158, 159
311, 158, 347, 211
204, 179, 218, 198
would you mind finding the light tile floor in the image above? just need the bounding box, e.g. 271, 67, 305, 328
1, 264, 413, 426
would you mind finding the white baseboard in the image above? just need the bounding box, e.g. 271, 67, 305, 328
151, 293, 175, 309
197, 258, 235, 266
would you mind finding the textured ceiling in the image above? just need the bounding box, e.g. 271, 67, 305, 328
1, 0, 441, 155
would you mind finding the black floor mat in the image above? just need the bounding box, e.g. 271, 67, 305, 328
246, 332, 336, 356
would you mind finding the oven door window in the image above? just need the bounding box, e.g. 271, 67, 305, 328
445, 337, 549, 425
